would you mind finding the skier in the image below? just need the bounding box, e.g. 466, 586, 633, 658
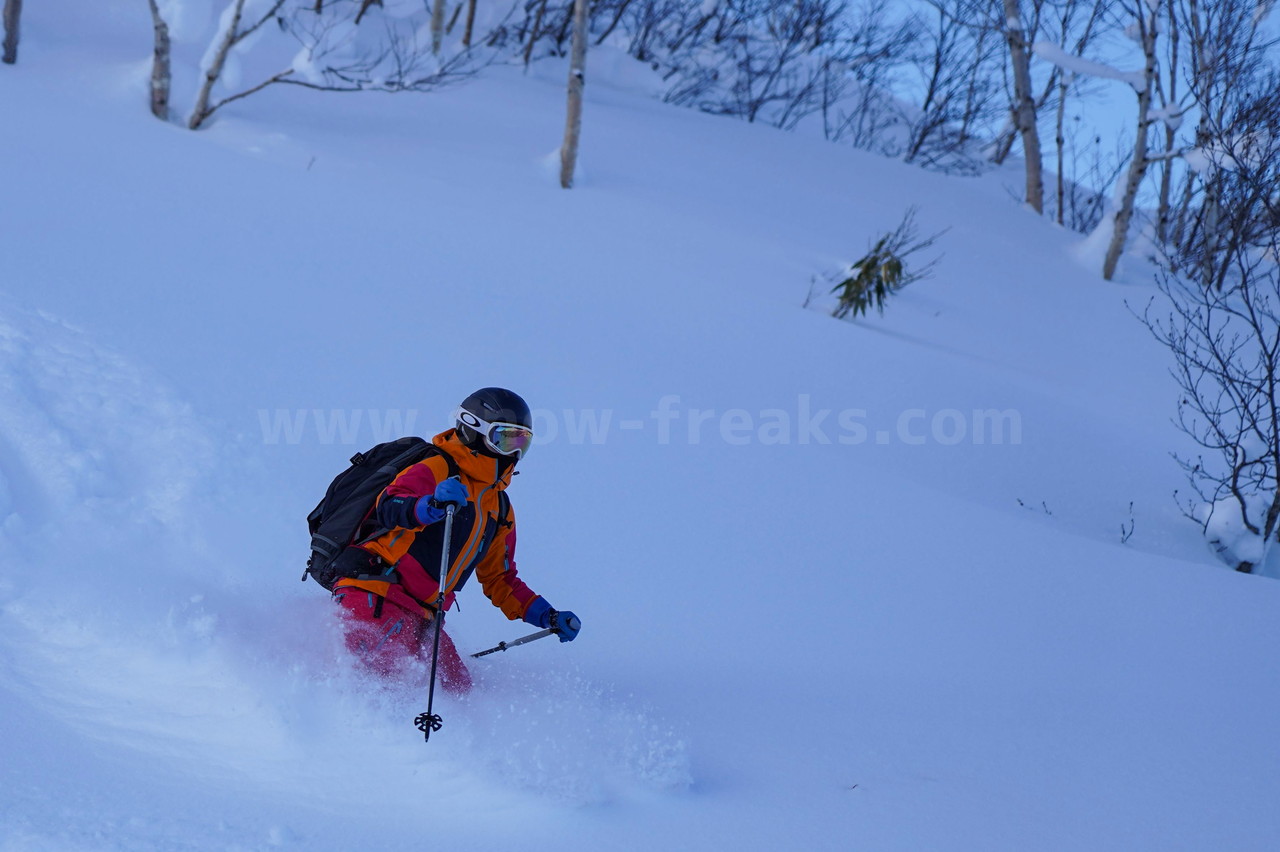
327, 387, 580, 692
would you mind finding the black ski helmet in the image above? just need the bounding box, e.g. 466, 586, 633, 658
455, 387, 533, 458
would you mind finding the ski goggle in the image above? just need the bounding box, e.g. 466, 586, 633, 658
456, 409, 534, 458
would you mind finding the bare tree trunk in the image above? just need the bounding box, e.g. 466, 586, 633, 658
188, 0, 289, 129
957, 26, 993, 146
595, 0, 634, 46
559, 0, 589, 189
432, 0, 446, 54
1169, 171, 1197, 253
1055, 74, 1068, 226
1102, 5, 1159, 281
1047, 0, 1105, 228
1003, 0, 1044, 213
524, 0, 548, 68
462, 0, 478, 48
1155, 0, 1179, 244
1198, 176, 1221, 287
2, 0, 22, 65
147, 0, 172, 120
355, 0, 382, 24
1155, 127, 1178, 245
190, 0, 249, 130
989, 122, 1018, 165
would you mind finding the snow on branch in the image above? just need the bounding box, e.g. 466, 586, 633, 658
1031, 40, 1146, 92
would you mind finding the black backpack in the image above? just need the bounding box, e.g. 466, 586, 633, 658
303, 437, 456, 589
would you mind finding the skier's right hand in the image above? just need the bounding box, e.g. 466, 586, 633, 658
432, 477, 468, 509
414, 477, 468, 525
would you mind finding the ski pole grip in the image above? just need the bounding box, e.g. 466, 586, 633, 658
432, 477, 466, 511
561, 614, 581, 634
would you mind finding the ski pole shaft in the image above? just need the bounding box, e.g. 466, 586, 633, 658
414, 502, 456, 742
470, 628, 557, 658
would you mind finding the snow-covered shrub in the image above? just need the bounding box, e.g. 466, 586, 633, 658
1139, 67, 1280, 574
1144, 232, 1280, 575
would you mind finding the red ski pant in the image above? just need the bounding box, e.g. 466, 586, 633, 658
332, 588, 472, 694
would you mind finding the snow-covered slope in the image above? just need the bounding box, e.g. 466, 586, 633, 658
2, 3, 1278, 850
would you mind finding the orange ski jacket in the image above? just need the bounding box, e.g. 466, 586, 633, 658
333, 429, 540, 622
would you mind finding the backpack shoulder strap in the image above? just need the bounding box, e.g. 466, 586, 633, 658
391, 442, 458, 485
377, 440, 439, 479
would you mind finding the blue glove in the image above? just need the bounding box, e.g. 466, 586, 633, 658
523, 598, 581, 643
414, 477, 469, 525
523, 596, 553, 628
550, 610, 581, 643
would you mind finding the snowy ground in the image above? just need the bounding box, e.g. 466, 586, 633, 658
2, 3, 1279, 850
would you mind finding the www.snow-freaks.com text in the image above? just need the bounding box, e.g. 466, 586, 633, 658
257, 396, 1021, 448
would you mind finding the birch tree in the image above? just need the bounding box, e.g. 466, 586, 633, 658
462, 0, 479, 48
431, 0, 447, 54
1031, 1, 1162, 278
559, 0, 589, 188
1153, 0, 1181, 244
189, 0, 291, 130
147, 0, 173, 120
2, 0, 21, 65
1002, 0, 1044, 212
1100, 0, 1160, 281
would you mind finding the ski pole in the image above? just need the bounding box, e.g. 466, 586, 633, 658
471, 628, 557, 658
472, 611, 581, 658
414, 501, 457, 742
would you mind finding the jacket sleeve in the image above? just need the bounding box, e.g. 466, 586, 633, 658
474, 508, 540, 621
374, 459, 440, 530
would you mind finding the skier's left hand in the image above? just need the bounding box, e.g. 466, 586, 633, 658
550, 609, 581, 643
523, 599, 581, 642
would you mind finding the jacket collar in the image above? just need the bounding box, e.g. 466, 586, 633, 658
433, 429, 515, 489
